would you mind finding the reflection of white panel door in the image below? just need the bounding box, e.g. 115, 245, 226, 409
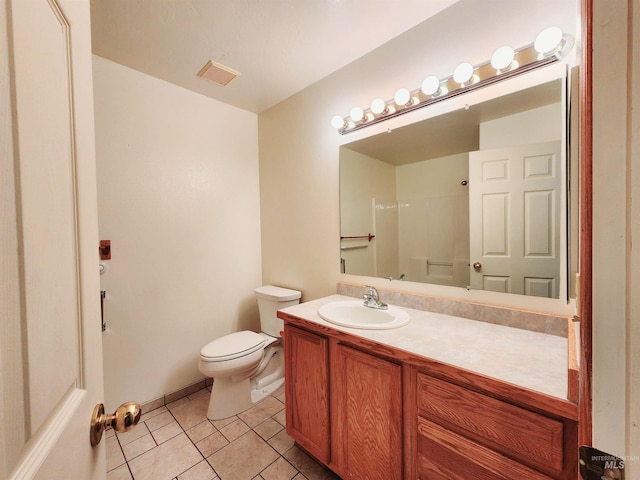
469, 141, 562, 298
3, 1, 106, 479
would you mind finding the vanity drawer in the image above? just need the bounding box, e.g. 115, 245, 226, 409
417, 416, 554, 480
416, 372, 564, 475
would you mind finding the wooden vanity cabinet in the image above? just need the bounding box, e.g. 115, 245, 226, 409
282, 315, 578, 480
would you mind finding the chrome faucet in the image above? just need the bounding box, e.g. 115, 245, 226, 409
363, 286, 388, 310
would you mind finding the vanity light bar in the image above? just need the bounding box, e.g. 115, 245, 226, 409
331, 27, 575, 135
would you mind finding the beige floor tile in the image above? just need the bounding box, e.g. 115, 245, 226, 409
145, 410, 175, 432
219, 418, 250, 442
177, 459, 218, 480
140, 406, 168, 423
238, 397, 285, 428
284, 446, 339, 480
254, 417, 284, 440
166, 395, 191, 410
186, 420, 217, 443
106, 463, 133, 480
195, 430, 229, 457
122, 433, 157, 461
268, 430, 295, 455
208, 431, 279, 480
152, 420, 183, 444
117, 422, 150, 446
128, 433, 203, 480
273, 409, 286, 427
260, 457, 298, 480
106, 434, 126, 472
171, 394, 210, 430
210, 415, 237, 430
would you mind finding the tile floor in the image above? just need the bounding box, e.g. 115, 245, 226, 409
106, 386, 341, 480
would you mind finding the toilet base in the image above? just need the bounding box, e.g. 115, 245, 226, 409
205, 346, 284, 420
206, 376, 253, 420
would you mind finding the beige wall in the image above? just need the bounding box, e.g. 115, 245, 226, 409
93, 56, 262, 406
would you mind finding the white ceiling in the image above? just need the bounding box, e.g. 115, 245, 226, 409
89, 0, 459, 114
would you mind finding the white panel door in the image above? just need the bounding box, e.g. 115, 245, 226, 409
469, 141, 562, 298
3, 0, 106, 479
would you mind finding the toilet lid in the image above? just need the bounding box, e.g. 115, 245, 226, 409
200, 331, 265, 361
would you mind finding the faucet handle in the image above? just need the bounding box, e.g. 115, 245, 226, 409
365, 285, 379, 298
363, 286, 387, 309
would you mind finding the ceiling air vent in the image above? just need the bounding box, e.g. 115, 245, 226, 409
197, 60, 240, 87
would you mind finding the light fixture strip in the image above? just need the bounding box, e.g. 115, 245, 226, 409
334, 29, 573, 135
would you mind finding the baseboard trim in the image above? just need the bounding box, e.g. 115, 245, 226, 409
140, 377, 213, 414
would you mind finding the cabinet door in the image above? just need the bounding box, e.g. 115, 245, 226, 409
332, 344, 403, 480
284, 325, 330, 463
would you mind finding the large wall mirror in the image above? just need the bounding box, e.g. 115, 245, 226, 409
340, 63, 579, 301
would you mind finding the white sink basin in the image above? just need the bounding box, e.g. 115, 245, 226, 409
317, 300, 410, 330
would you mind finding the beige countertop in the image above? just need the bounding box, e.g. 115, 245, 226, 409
280, 294, 568, 400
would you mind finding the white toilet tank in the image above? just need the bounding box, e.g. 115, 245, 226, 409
254, 286, 301, 337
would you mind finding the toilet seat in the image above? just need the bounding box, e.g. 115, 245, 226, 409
200, 331, 265, 362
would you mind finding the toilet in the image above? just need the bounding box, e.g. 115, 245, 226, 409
198, 285, 301, 420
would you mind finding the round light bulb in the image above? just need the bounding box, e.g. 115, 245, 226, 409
331, 115, 345, 130
394, 88, 411, 106
534, 26, 563, 55
453, 62, 474, 85
370, 98, 387, 115
421, 76, 441, 96
350, 106, 364, 122
491, 45, 515, 71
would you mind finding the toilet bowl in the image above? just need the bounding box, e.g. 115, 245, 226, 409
198, 285, 301, 420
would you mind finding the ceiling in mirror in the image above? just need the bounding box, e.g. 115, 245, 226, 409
344, 81, 561, 166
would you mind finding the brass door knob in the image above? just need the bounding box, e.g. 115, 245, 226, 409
473, 262, 482, 270
90, 401, 141, 446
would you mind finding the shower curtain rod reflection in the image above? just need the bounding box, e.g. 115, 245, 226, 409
340, 233, 376, 242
